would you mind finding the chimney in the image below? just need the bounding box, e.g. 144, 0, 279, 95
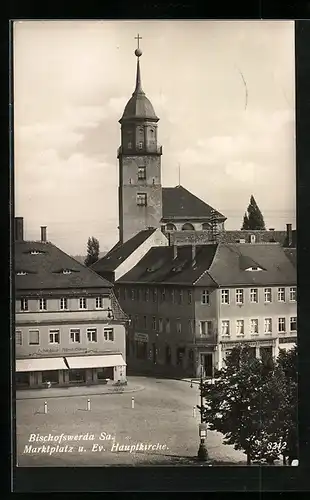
173, 244, 178, 260
41, 226, 47, 242
192, 244, 196, 263
14, 217, 24, 242
286, 223, 292, 247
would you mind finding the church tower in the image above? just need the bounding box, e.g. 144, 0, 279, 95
117, 35, 163, 244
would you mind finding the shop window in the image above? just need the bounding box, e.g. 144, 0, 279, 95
69, 369, 86, 383
42, 370, 59, 384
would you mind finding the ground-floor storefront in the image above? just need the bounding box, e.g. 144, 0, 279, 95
126, 331, 217, 378
218, 337, 280, 369
16, 353, 126, 389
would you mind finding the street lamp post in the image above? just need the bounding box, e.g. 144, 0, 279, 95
197, 365, 208, 461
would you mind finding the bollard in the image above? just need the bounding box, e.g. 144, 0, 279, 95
44, 401, 48, 414
131, 396, 135, 409
87, 398, 91, 411
193, 406, 196, 417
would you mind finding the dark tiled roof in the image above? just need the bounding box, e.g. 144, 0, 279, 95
117, 244, 218, 285
196, 243, 296, 287
91, 229, 157, 273
15, 241, 112, 291
283, 248, 297, 268
161, 186, 226, 221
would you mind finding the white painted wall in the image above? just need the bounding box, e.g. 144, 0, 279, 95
115, 229, 168, 281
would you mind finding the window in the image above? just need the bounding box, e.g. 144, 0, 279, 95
152, 317, 156, 330
96, 297, 103, 309
137, 193, 147, 206
176, 319, 182, 333
143, 315, 147, 328
236, 320, 244, 336
79, 297, 87, 309
49, 329, 60, 344
134, 315, 139, 327
131, 289, 135, 301
159, 318, 163, 332
138, 166, 146, 180
264, 288, 272, 303
187, 290, 192, 304
145, 288, 149, 302
236, 289, 244, 304
138, 141, 143, 149
290, 317, 297, 332
161, 289, 166, 302
278, 317, 286, 333
60, 297, 68, 310
16, 330, 22, 345
70, 329, 80, 343
264, 318, 272, 334
128, 141, 132, 149
250, 288, 258, 303
165, 318, 170, 333
278, 288, 285, 302
201, 289, 210, 305
178, 290, 183, 305
29, 329, 39, 345
171, 289, 175, 304
200, 321, 212, 336
62, 269, 72, 275
17, 271, 27, 276
136, 341, 147, 359
221, 290, 229, 304
39, 298, 47, 311
21, 298, 28, 311
104, 328, 114, 341
87, 328, 97, 342
250, 319, 259, 335
221, 320, 230, 336
152, 288, 157, 302
165, 345, 172, 365
289, 287, 296, 302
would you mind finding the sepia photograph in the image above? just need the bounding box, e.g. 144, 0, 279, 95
13, 20, 297, 468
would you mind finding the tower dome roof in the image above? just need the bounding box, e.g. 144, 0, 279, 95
119, 50, 159, 123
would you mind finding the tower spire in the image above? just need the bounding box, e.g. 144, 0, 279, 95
133, 34, 144, 95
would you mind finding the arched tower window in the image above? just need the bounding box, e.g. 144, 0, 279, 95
202, 222, 211, 230
182, 223, 195, 231
166, 223, 176, 231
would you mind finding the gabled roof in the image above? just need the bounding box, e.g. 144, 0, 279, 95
196, 243, 296, 287
15, 241, 112, 291
91, 229, 157, 273
117, 244, 218, 285
117, 242, 296, 287
161, 185, 226, 221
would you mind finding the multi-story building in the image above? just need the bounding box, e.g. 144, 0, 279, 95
14, 218, 128, 389
115, 241, 297, 378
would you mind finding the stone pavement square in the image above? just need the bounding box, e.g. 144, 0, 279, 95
16, 376, 247, 466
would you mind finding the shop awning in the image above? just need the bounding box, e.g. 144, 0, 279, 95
65, 354, 126, 369
16, 357, 68, 372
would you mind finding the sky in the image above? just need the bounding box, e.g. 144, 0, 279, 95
14, 20, 296, 255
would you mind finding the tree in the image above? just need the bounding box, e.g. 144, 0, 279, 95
241, 195, 266, 230
84, 236, 100, 267
200, 345, 292, 465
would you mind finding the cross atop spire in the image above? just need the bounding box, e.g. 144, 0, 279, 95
135, 33, 142, 50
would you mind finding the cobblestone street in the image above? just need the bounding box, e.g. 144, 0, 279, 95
16, 376, 247, 466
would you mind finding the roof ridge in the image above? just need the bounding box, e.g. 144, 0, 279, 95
47, 242, 113, 287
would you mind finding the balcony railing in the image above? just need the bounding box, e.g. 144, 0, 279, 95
117, 145, 162, 157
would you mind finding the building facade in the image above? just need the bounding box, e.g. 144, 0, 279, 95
15, 218, 128, 389
114, 242, 297, 378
